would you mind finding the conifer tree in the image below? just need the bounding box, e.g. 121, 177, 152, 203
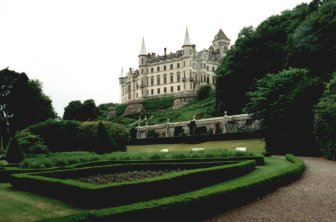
6, 137, 25, 163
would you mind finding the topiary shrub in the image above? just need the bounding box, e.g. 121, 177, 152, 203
197, 85, 212, 100
6, 137, 25, 163
95, 122, 116, 154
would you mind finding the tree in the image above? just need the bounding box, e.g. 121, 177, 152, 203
0, 68, 56, 136
216, 3, 311, 114
244, 68, 322, 155
63, 99, 100, 121
6, 137, 25, 163
314, 72, 336, 160
95, 122, 116, 154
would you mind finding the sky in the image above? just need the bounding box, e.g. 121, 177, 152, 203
0, 0, 310, 117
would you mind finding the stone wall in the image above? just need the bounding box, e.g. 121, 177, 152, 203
135, 114, 260, 139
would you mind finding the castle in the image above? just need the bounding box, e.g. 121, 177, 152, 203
119, 28, 230, 113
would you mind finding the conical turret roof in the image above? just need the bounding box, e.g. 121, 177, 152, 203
182, 27, 192, 47
139, 38, 147, 56
214, 29, 230, 41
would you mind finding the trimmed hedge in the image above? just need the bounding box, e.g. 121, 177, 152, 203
9, 160, 255, 208
39, 155, 304, 222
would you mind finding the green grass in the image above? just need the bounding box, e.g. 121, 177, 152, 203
19, 146, 261, 169
127, 138, 265, 153
0, 183, 82, 222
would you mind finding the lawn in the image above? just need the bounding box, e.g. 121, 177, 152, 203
127, 138, 265, 153
0, 183, 82, 222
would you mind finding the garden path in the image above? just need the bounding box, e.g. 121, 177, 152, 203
204, 157, 336, 222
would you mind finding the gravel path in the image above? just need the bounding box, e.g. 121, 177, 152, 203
204, 157, 336, 222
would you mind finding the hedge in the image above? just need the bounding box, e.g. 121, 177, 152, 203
9, 160, 255, 208
39, 155, 304, 222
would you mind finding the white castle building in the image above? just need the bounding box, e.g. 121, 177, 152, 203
119, 28, 230, 112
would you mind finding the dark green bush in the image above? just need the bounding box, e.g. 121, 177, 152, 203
6, 137, 25, 163
95, 122, 116, 154
194, 126, 207, 136
115, 104, 127, 116
174, 126, 184, 137
142, 97, 174, 110
314, 73, 336, 160
15, 129, 49, 156
197, 85, 212, 100
28, 119, 80, 152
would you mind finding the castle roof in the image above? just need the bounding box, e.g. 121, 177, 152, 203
139, 38, 147, 56
214, 29, 230, 41
182, 27, 192, 47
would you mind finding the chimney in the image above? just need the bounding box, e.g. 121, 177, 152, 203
164, 48, 167, 56
129, 67, 132, 73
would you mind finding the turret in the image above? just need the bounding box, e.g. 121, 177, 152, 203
212, 28, 230, 59
182, 27, 194, 57
119, 67, 125, 84
138, 38, 148, 68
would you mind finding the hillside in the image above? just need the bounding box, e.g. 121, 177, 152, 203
113, 90, 216, 127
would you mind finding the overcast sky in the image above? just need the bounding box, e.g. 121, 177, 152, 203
0, 0, 310, 116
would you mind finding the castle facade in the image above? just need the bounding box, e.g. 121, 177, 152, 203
119, 28, 230, 105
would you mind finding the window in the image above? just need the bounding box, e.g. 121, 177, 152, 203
164, 65, 166, 71
171, 86, 174, 92
177, 85, 180, 91
157, 88, 160, 94
170, 74, 173, 83
151, 68, 154, 73
183, 61, 185, 67
170, 64, 173, 70
207, 76, 210, 84
177, 63, 180, 68
157, 66, 160, 72
141, 59, 143, 64
207, 66, 209, 71
157, 76, 160, 85
151, 89, 154, 95
163, 75, 167, 84
177, 73, 180, 82
151, 78, 154, 86
212, 67, 215, 72
164, 87, 167, 93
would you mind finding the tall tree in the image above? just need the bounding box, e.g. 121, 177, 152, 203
63, 99, 100, 121
0, 68, 56, 136
244, 68, 322, 155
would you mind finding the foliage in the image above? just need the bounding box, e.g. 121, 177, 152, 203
115, 104, 127, 116
63, 99, 101, 121
95, 122, 116, 154
216, 1, 336, 114
0, 68, 56, 136
34, 155, 303, 222
6, 137, 25, 163
28, 120, 81, 152
244, 68, 322, 155
25, 120, 129, 153
142, 97, 175, 110
14, 130, 49, 156
19, 149, 260, 169
197, 85, 212, 100
314, 72, 336, 160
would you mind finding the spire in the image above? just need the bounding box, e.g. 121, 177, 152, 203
119, 66, 124, 77
139, 37, 147, 56
183, 26, 192, 47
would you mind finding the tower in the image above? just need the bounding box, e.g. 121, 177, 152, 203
138, 38, 148, 68
182, 27, 194, 57
212, 29, 230, 59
